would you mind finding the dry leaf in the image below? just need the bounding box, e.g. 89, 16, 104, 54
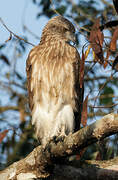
0, 129, 9, 143
110, 27, 118, 51
89, 18, 104, 64
79, 49, 85, 89
81, 95, 88, 127
104, 50, 111, 69
85, 45, 91, 59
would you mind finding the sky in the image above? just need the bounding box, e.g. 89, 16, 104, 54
0, 0, 106, 76
0, 0, 114, 99
0, 0, 49, 129
0, 0, 117, 161
0, 0, 117, 119
0, 0, 48, 76
0, 0, 47, 43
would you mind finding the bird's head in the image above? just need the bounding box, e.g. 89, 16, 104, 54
41, 16, 76, 44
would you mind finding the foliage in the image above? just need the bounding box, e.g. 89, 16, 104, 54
0, 0, 118, 170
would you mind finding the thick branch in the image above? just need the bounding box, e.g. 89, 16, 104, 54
0, 113, 118, 179
53, 158, 118, 180
49, 113, 118, 157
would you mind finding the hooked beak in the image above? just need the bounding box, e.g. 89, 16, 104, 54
69, 33, 77, 43
65, 31, 77, 44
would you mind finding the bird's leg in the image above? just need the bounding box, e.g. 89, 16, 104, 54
52, 125, 66, 144
52, 135, 65, 144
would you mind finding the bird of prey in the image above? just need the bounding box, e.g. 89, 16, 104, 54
26, 16, 83, 146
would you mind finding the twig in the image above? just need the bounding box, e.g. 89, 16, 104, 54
89, 103, 118, 109
0, 18, 35, 47
101, 0, 114, 8
50, 0, 61, 16
0, 106, 19, 113
67, 0, 94, 22
10, 81, 26, 90
23, 25, 40, 40
93, 74, 113, 112
84, 76, 118, 81
90, 94, 118, 101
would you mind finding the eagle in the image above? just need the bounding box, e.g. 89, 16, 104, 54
26, 16, 83, 146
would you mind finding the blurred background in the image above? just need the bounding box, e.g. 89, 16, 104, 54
0, 0, 118, 169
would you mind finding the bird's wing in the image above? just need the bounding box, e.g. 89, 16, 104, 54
26, 52, 34, 111
26, 46, 40, 111
73, 50, 84, 131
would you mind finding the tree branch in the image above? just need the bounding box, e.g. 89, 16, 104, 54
52, 157, 118, 180
0, 113, 118, 179
0, 106, 19, 113
0, 18, 35, 47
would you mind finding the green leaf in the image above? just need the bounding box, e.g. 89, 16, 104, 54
100, 86, 114, 105
56, 5, 66, 15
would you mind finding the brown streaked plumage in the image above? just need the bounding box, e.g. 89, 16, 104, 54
26, 16, 83, 146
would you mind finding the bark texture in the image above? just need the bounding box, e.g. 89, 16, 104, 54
0, 113, 118, 180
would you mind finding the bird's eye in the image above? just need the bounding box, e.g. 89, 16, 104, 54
64, 28, 69, 32
51, 25, 56, 29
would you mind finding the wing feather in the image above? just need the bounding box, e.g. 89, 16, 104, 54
26, 48, 38, 111
26, 42, 82, 144
73, 51, 84, 131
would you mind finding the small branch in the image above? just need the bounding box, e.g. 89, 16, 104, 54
49, 114, 118, 157
0, 18, 35, 47
85, 76, 118, 83
23, 25, 40, 40
0, 113, 118, 179
93, 75, 113, 113
89, 94, 118, 101
67, 0, 94, 22
50, 0, 61, 16
10, 81, 27, 90
101, 0, 114, 8
0, 106, 19, 113
88, 111, 107, 117
89, 103, 118, 109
